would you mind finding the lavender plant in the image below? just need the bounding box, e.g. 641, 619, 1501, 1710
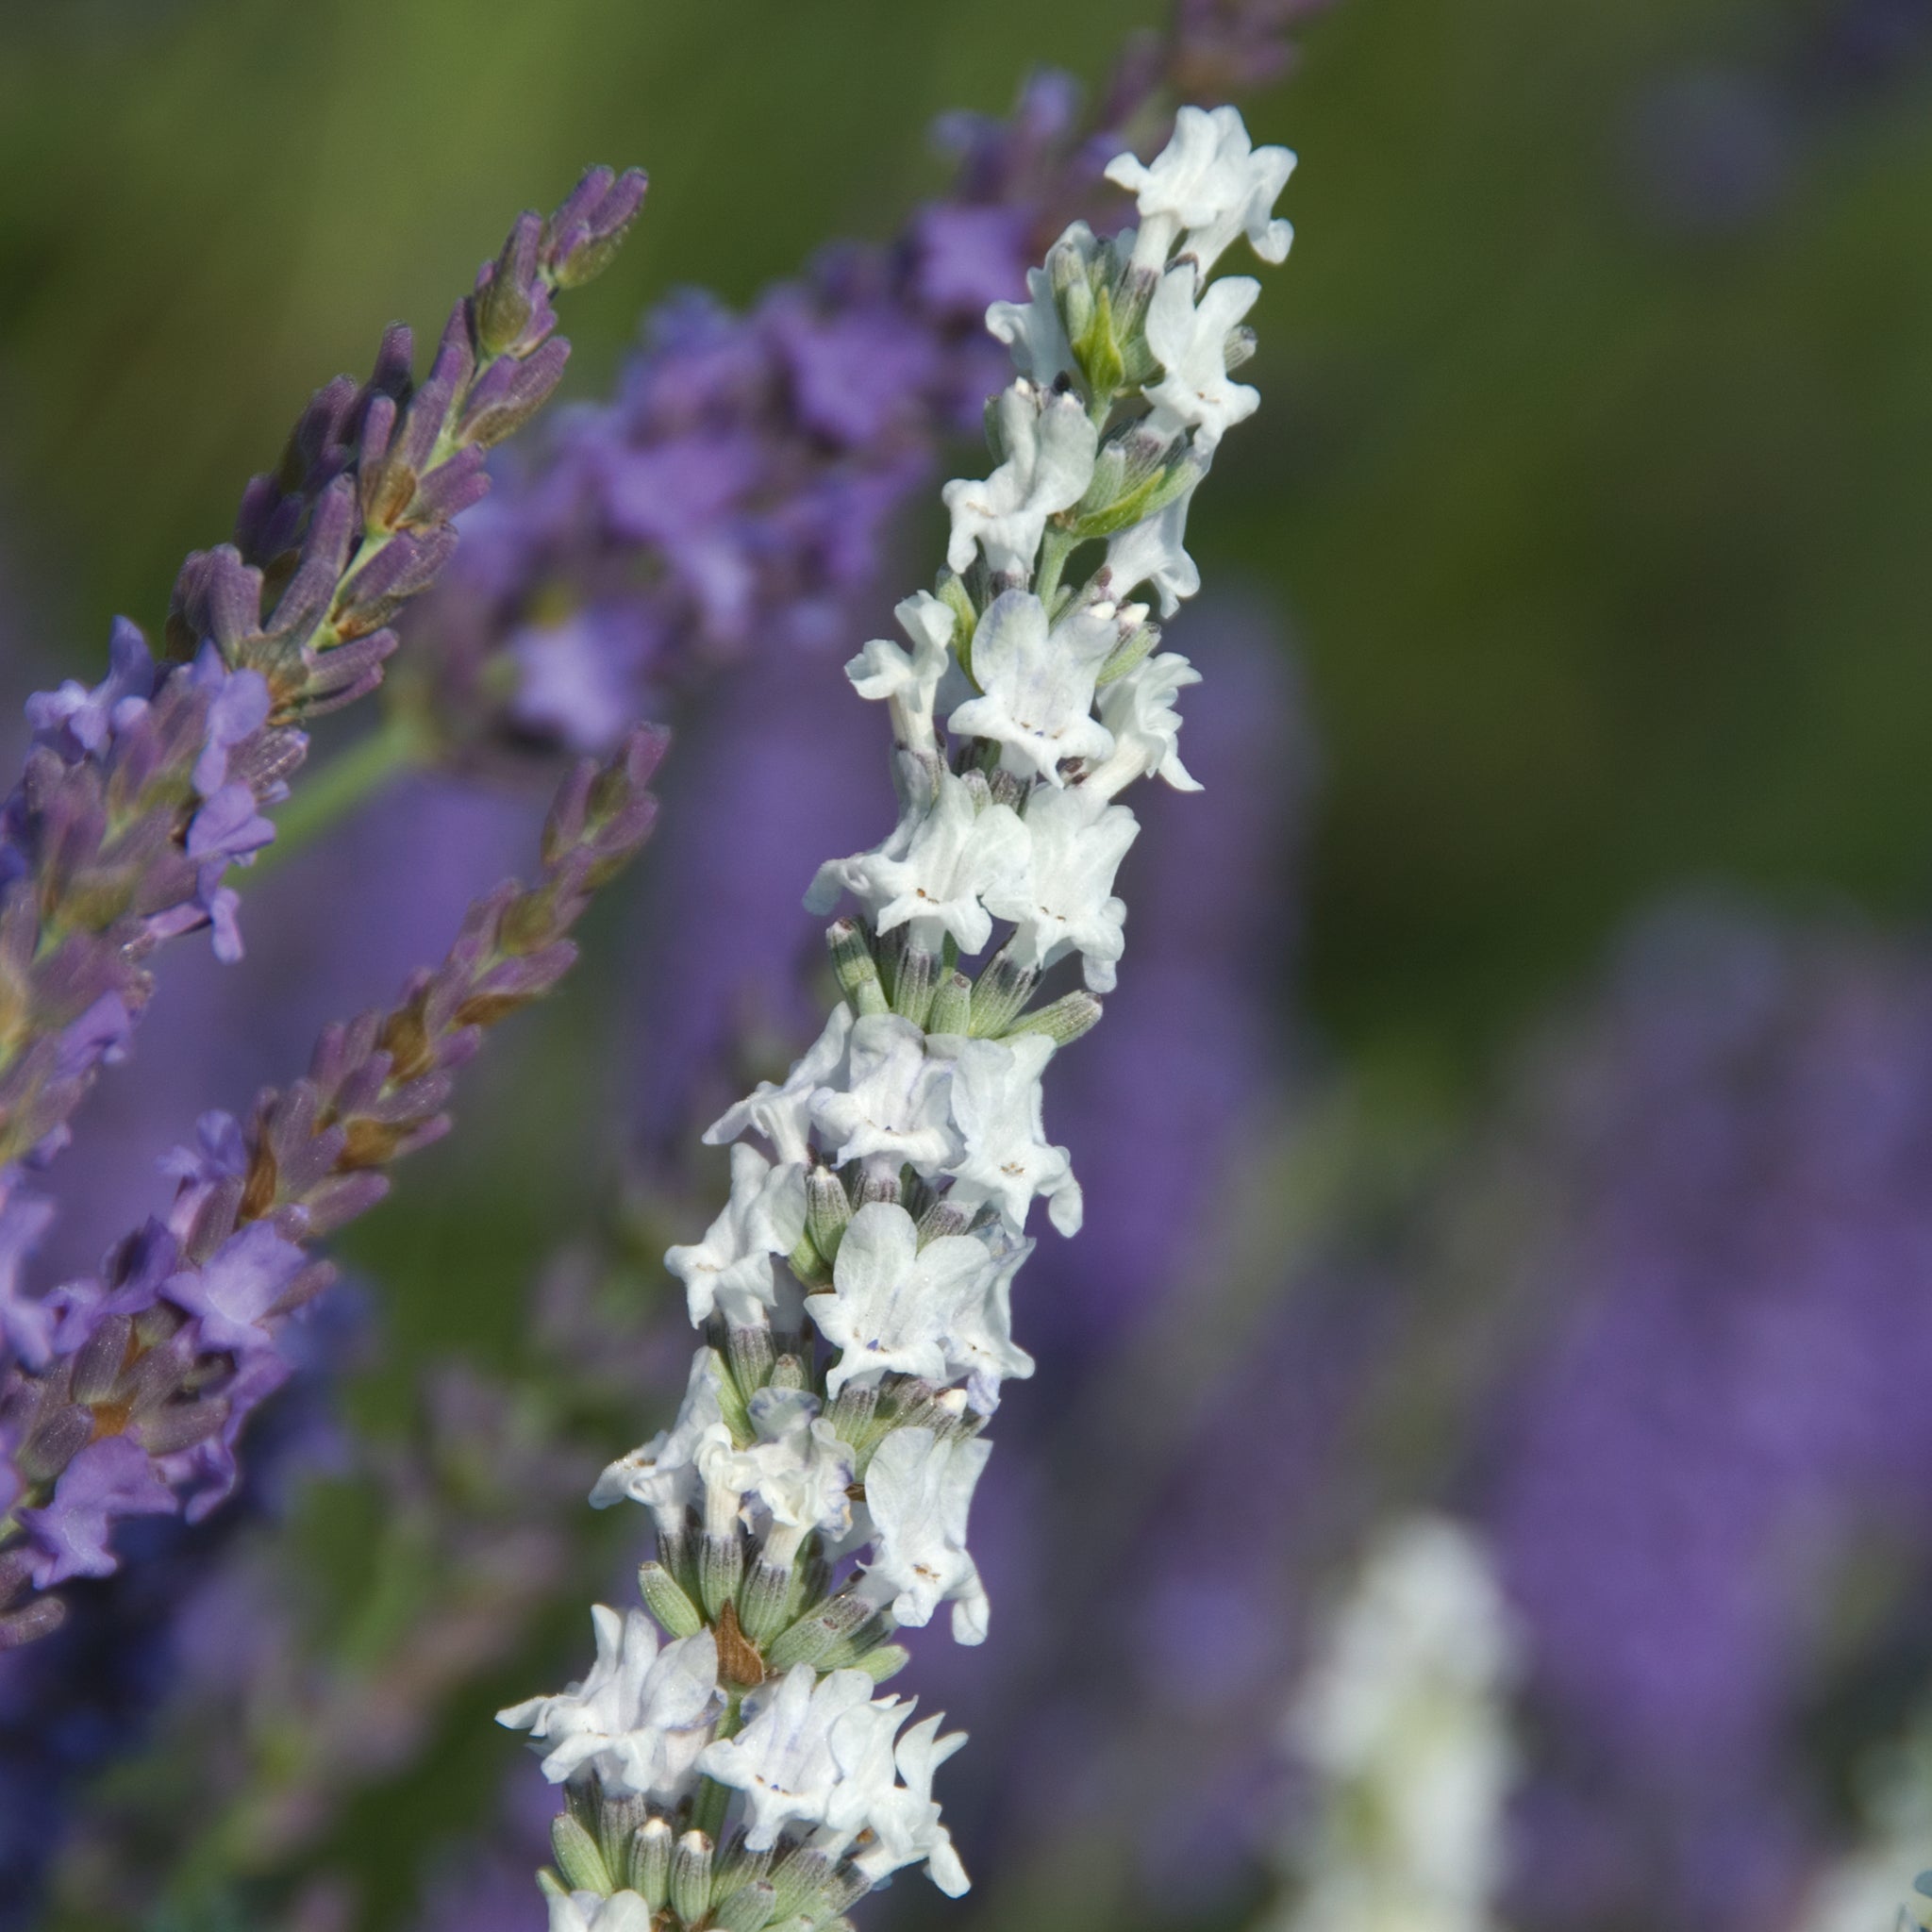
499, 104, 1298, 1930
0, 168, 650, 1646
0, 165, 645, 1177
0, 725, 661, 1648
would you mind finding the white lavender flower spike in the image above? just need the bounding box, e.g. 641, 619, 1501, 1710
505, 100, 1295, 1928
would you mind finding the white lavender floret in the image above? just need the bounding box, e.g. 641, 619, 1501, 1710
941, 384, 1097, 579
844, 591, 960, 752
985, 226, 1090, 388
699, 1387, 855, 1547
1089, 650, 1205, 800
1107, 102, 1296, 275
1104, 483, 1201, 616
845, 1713, 971, 1896
807, 1202, 1006, 1397
940, 1232, 1036, 1414
696, 1664, 886, 1848
1143, 262, 1264, 455
497, 1606, 722, 1797
808, 1014, 956, 1171
541, 1888, 656, 1932
980, 786, 1139, 992
935, 1034, 1082, 1237
860, 1426, 992, 1644
588, 1349, 727, 1521
945, 590, 1121, 787
808, 772, 1028, 956
664, 1142, 807, 1326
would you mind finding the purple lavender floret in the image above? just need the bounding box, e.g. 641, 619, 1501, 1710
0, 727, 665, 1646
17, 1439, 175, 1587
0, 167, 646, 1186
417, 4, 1324, 759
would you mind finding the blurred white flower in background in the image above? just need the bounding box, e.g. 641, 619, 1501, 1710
1271, 1515, 1520, 1932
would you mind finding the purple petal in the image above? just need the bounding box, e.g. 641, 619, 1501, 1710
18, 1436, 175, 1586
164, 1221, 309, 1354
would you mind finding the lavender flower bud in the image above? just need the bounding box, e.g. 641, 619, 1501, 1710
927, 969, 974, 1037
631, 1816, 675, 1907
967, 947, 1036, 1036
714, 1878, 779, 1932
552, 1812, 615, 1895
699, 1529, 744, 1620
889, 943, 940, 1026
544, 165, 650, 289
1003, 990, 1104, 1045
639, 1559, 705, 1639
475, 211, 545, 357
826, 919, 889, 1018
737, 1557, 795, 1648
672, 1829, 715, 1925
767, 1848, 837, 1923
805, 1166, 853, 1262
764, 1591, 873, 1672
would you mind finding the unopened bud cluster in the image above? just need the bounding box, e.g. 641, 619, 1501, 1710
501, 105, 1297, 1930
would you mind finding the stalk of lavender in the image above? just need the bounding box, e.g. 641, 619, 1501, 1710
0, 726, 664, 1646
0, 165, 646, 1185
414, 0, 1324, 763
1269, 1517, 1520, 1932
499, 105, 1297, 1931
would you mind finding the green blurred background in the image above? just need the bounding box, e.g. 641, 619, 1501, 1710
8, 0, 1930, 1106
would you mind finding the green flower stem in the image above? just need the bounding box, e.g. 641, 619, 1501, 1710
1033, 527, 1078, 611
244, 704, 432, 883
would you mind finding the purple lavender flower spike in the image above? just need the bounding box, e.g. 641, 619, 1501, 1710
0, 167, 646, 1183
0, 726, 665, 1645
1476, 906, 1932, 1929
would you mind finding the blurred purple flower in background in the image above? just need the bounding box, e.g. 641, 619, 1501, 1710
1481, 908, 1932, 1930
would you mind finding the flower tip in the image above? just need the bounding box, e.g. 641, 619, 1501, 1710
622, 720, 672, 787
